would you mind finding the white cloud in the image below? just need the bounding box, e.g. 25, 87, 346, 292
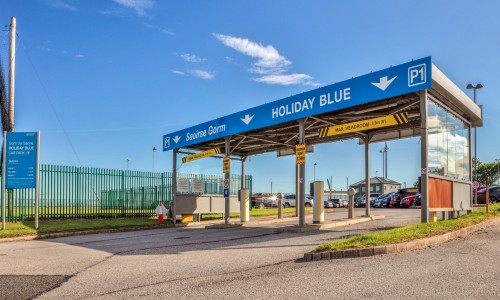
213, 33, 290, 75
158, 28, 174, 35
213, 33, 319, 86
113, 0, 154, 17
142, 23, 174, 35
192, 70, 215, 80
172, 70, 185, 75
181, 53, 206, 63
45, 0, 77, 11
254, 74, 320, 87
74, 54, 85, 58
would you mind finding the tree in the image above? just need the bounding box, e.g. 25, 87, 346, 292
473, 159, 500, 185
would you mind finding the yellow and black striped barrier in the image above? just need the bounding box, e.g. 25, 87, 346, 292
182, 147, 221, 163
318, 112, 408, 138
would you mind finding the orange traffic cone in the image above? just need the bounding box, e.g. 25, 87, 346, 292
158, 213, 164, 223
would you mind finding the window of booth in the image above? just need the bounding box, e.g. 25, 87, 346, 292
427, 99, 470, 180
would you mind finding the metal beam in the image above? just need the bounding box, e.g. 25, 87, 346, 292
172, 149, 178, 225
298, 118, 306, 227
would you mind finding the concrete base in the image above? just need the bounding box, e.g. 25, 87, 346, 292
205, 223, 243, 229
283, 224, 321, 233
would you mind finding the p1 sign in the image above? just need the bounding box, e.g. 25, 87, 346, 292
408, 64, 426, 87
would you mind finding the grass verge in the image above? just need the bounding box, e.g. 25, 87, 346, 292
0, 217, 164, 239
0, 207, 314, 239
316, 203, 500, 252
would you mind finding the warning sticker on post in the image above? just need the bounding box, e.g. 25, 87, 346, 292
223, 156, 230, 174
296, 143, 306, 165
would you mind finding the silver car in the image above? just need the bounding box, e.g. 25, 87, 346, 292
283, 195, 314, 207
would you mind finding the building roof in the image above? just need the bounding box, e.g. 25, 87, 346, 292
349, 177, 401, 187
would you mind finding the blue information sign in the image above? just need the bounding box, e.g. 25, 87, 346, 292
5, 132, 38, 189
223, 188, 229, 198
163, 57, 432, 151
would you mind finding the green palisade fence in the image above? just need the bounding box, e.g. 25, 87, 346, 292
0, 164, 252, 221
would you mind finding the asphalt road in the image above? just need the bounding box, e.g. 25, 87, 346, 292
1, 208, 498, 299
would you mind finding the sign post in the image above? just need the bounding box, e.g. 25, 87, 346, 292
2, 132, 40, 230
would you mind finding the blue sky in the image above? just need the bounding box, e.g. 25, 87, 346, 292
1, 0, 499, 193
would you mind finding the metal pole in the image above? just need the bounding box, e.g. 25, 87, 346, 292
295, 163, 299, 217
9, 17, 16, 130
385, 142, 388, 179
172, 149, 177, 225
298, 119, 306, 227
473, 89, 477, 205
314, 163, 316, 181
224, 136, 230, 225
35, 132, 40, 229
380, 150, 385, 178
468, 125, 473, 208
152, 147, 156, 173
420, 89, 429, 222
241, 157, 248, 222
365, 137, 370, 217
241, 157, 246, 189
2, 132, 6, 230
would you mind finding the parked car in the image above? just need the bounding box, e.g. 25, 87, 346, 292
392, 188, 418, 208
373, 194, 388, 208
354, 196, 363, 207
381, 192, 396, 208
324, 200, 336, 208
253, 193, 278, 208
283, 195, 314, 207
358, 193, 382, 208
413, 193, 421, 206
329, 199, 344, 208
477, 186, 500, 204
370, 193, 387, 207
400, 195, 417, 208
305, 196, 314, 207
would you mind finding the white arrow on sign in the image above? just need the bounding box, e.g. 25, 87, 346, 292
240, 114, 254, 125
173, 135, 181, 144
371, 75, 397, 91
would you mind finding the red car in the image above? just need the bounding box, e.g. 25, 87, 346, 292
400, 195, 417, 208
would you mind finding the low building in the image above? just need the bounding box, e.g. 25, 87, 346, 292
349, 177, 401, 195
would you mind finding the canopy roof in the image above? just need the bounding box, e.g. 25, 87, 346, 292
163, 58, 481, 158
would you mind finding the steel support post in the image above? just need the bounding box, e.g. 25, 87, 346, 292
468, 125, 473, 208
224, 136, 231, 225
298, 119, 306, 227
295, 164, 299, 217
172, 149, 178, 225
2, 132, 6, 230
240, 157, 249, 222
365, 136, 370, 217
420, 90, 429, 222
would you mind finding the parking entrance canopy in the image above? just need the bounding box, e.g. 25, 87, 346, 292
162, 56, 481, 155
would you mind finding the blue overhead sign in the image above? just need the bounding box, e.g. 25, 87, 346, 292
163, 57, 432, 151
5, 132, 38, 189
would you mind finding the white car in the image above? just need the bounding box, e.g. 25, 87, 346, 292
283, 195, 314, 207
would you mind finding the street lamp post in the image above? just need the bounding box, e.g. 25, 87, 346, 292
152, 147, 157, 173
314, 163, 317, 181
379, 142, 388, 178
466, 83, 483, 204
126, 158, 131, 171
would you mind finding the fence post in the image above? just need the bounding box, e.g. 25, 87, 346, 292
121, 170, 125, 217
